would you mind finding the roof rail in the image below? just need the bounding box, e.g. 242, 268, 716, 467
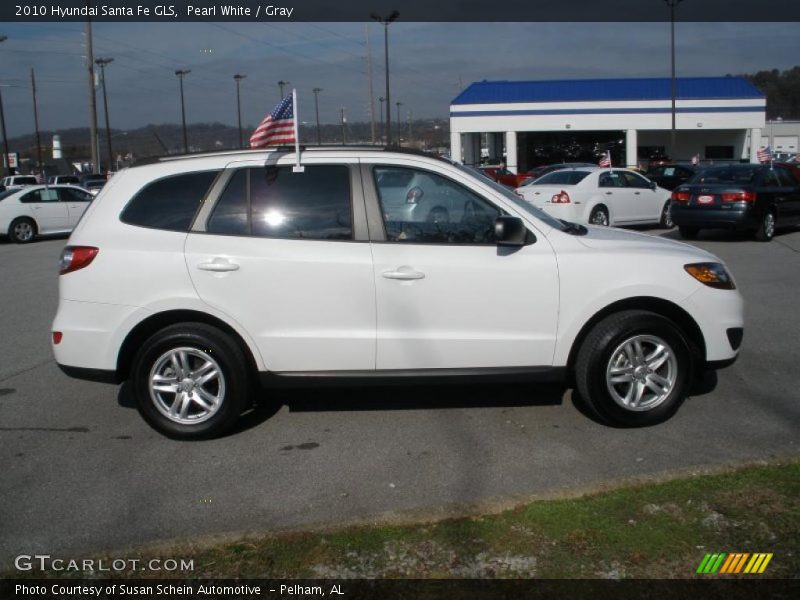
132, 144, 447, 167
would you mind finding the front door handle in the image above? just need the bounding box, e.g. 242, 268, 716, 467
634, 191, 641, 195
382, 266, 425, 281
605, 191, 613, 195
198, 258, 240, 272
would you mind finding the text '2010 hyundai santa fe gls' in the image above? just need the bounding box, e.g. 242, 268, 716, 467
51, 148, 743, 439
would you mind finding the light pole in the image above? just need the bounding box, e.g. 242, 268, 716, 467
234, 73, 246, 148
340, 107, 347, 144
395, 101, 403, 145
95, 57, 114, 172
370, 10, 399, 146
278, 80, 290, 100
312, 88, 323, 145
378, 97, 385, 144
0, 35, 10, 177
665, 0, 683, 160
175, 69, 191, 153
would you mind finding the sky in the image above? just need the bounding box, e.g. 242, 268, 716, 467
0, 21, 798, 138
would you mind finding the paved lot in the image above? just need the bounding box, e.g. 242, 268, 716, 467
1, 228, 799, 567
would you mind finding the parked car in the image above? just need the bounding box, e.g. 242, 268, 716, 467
47, 175, 81, 185
646, 164, 697, 191
52, 148, 743, 438
0, 184, 94, 243
1, 175, 38, 191
515, 167, 674, 228
671, 164, 800, 241
526, 162, 596, 182
481, 166, 532, 188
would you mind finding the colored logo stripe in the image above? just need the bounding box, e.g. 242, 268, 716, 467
698, 552, 773, 574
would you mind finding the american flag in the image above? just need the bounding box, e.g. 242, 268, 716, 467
598, 152, 611, 168
250, 95, 295, 148
757, 145, 772, 163
691, 154, 700, 166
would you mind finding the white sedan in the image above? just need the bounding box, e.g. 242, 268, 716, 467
0, 185, 94, 243
515, 167, 674, 228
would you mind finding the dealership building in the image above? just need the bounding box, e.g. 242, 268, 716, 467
449, 77, 768, 171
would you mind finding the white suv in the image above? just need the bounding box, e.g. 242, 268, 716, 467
51, 148, 744, 438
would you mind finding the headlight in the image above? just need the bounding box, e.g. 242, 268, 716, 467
684, 262, 736, 290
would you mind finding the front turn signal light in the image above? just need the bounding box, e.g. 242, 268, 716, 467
684, 263, 736, 290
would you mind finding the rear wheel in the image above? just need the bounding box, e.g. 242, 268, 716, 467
575, 310, 693, 427
589, 205, 609, 226
9, 218, 37, 243
678, 226, 699, 240
659, 201, 674, 228
754, 209, 775, 242
131, 323, 250, 439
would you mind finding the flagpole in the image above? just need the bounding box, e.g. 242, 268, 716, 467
292, 88, 304, 172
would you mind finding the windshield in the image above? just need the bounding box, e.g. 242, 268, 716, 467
454, 163, 567, 231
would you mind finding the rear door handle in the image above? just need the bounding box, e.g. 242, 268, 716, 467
634, 191, 641, 195
198, 258, 240, 272
605, 191, 613, 195
382, 266, 425, 281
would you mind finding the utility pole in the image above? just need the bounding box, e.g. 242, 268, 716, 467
665, 0, 683, 160
95, 58, 114, 172
340, 107, 347, 144
30, 68, 43, 175
0, 35, 10, 178
378, 97, 385, 144
278, 80, 289, 100
408, 108, 413, 146
312, 87, 323, 145
370, 11, 399, 146
85, 2, 99, 172
395, 101, 403, 145
233, 73, 246, 148
175, 69, 190, 153
365, 24, 376, 144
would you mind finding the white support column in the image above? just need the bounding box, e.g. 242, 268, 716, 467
625, 129, 638, 168
505, 131, 518, 173
749, 128, 761, 164
450, 131, 462, 164
462, 133, 480, 166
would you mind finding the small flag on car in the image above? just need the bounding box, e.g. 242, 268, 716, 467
250, 94, 296, 148
598, 151, 611, 168
691, 154, 700, 166
757, 145, 772, 163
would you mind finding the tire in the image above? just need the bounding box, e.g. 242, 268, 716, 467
589, 205, 609, 226
574, 310, 693, 427
130, 323, 251, 439
9, 217, 37, 243
754, 209, 775, 242
678, 226, 699, 240
659, 201, 674, 228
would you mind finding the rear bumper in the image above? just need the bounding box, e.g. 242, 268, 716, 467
671, 202, 757, 229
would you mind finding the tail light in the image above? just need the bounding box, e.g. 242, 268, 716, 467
672, 191, 691, 202
551, 190, 571, 204
721, 191, 757, 202
59, 246, 99, 275
52, 332, 63, 345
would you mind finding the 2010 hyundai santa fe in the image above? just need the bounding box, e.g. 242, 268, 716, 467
51, 148, 744, 438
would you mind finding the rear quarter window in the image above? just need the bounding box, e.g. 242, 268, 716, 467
120, 170, 220, 232
532, 171, 591, 185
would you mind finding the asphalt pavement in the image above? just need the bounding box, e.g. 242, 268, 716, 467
1, 228, 798, 568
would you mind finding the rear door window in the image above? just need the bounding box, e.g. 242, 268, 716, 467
207, 165, 353, 240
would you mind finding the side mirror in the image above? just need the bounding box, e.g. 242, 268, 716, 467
649, 181, 657, 191
494, 216, 528, 247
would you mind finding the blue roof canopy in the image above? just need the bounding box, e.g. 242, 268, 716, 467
451, 77, 764, 105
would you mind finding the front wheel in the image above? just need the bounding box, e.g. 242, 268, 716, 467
131, 323, 251, 439
9, 218, 37, 243
575, 310, 693, 427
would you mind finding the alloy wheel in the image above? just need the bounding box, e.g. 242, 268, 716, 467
605, 334, 677, 412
